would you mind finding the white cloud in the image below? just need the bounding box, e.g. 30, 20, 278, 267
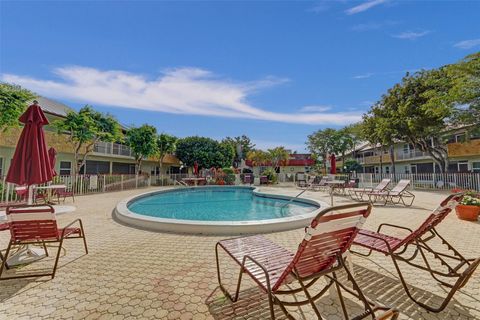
2, 66, 362, 125
308, 2, 330, 13
345, 0, 387, 15
352, 73, 374, 79
299, 105, 332, 112
392, 30, 430, 40
350, 20, 399, 32
454, 39, 480, 49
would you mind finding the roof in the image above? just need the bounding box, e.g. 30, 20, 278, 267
33, 96, 75, 117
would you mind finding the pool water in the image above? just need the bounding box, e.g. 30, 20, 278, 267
127, 187, 319, 221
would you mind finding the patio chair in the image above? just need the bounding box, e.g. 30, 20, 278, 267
260, 175, 269, 185
366, 179, 413, 206
0, 223, 10, 269
215, 203, 399, 319
54, 187, 75, 203
0, 204, 88, 280
351, 193, 480, 313
349, 179, 391, 201
310, 175, 328, 191
244, 174, 253, 185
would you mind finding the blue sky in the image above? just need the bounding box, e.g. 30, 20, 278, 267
1, 1, 479, 152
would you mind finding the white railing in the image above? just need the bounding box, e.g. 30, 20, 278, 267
353, 173, 480, 191
0, 174, 150, 203
395, 150, 429, 161
93, 142, 133, 157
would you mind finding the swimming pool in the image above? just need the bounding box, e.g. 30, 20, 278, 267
115, 186, 327, 235
127, 187, 318, 221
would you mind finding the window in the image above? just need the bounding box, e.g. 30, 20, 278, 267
403, 144, 410, 154
455, 133, 466, 143
375, 166, 379, 174
458, 161, 468, 172
59, 161, 72, 176
404, 166, 410, 174
473, 162, 480, 173
410, 164, 417, 174
385, 166, 390, 174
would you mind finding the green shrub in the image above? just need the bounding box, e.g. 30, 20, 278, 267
262, 168, 278, 184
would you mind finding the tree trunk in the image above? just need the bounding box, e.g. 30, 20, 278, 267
389, 145, 396, 179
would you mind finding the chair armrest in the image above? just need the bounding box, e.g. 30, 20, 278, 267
354, 232, 394, 252
61, 218, 83, 238
377, 223, 413, 234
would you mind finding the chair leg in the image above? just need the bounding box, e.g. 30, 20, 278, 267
0, 242, 13, 279
234, 265, 244, 301
332, 271, 348, 319
42, 241, 49, 257
51, 239, 64, 279
78, 219, 88, 254
297, 274, 323, 319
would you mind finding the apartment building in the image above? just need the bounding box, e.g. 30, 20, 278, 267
337, 131, 480, 174
0, 97, 181, 177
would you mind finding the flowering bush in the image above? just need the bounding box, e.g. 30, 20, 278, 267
460, 192, 480, 207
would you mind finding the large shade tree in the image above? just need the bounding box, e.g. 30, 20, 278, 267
156, 133, 177, 175
222, 135, 256, 167
175, 136, 234, 169
306, 128, 338, 173
246, 149, 269, 167
54, 106, 123, 175
0, 83, 36, 131
125, 124, 158, 175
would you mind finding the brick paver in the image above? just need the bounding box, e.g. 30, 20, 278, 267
0, 187, 479, 319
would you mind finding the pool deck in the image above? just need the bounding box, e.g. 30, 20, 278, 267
0, 186, 479, 319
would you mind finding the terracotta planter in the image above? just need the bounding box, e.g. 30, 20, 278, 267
456, 204, 480, 221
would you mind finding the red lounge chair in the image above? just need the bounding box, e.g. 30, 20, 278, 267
0, 204, 88, 280
351, 193, 480, 312
350, 179, 391, 201
367, 179, 415, 206
0, 223, 9, 269
215, 203, 399, 319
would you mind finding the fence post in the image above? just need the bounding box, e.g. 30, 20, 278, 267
121, 175, 124, 190
103, 175, 106, 192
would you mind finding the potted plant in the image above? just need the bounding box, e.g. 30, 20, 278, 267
456, 191, 480, 221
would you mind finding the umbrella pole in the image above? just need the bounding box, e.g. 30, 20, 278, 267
27, 185, 34, 205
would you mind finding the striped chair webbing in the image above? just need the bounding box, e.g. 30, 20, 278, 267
6, 205, 59, 242
272, 208, 369, 290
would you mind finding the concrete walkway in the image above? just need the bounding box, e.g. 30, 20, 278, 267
0, 187, 479, 319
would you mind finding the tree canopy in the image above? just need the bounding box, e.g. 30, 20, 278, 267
175, 136, 235, 169
54, 105, 123, 175
266, 147, 290, 168
125, 124, 158, 174
156, 133, 177, 172
246, 149, 269, 167
0, 83, 36, 131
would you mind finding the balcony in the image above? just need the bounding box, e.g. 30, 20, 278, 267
395, 150, 429, 161
448, 139, 480, 157
93, 142, 133, 157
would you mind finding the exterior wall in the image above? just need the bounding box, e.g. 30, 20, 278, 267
0, 118, 180, 177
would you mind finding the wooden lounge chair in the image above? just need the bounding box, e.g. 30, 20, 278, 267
0, 204, 88, 280
367, 179, 415, 206
215, 203, 399, 319
351, 193, 480, 312
349, 179, 391, 201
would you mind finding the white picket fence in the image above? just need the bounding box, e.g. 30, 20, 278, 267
353, 173, 480, 191
0, 174, 150, 203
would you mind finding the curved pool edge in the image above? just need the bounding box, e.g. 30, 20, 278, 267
114, 186, 328, 235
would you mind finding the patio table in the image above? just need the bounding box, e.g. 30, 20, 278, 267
16, 184, 67, 204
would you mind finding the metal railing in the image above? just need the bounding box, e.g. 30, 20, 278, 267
395, 150, 429, 161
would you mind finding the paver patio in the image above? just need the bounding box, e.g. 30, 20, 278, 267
0, 187, 479, 320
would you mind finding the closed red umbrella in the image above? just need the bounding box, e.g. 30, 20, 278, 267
193, 161, 199, 176
6, 101, 55, 187
48, 147, 57, 177
330, 154, 336, 174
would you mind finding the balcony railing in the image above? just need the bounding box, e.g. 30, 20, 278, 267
395, 150, 428, 161
93, 142, 133, 157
